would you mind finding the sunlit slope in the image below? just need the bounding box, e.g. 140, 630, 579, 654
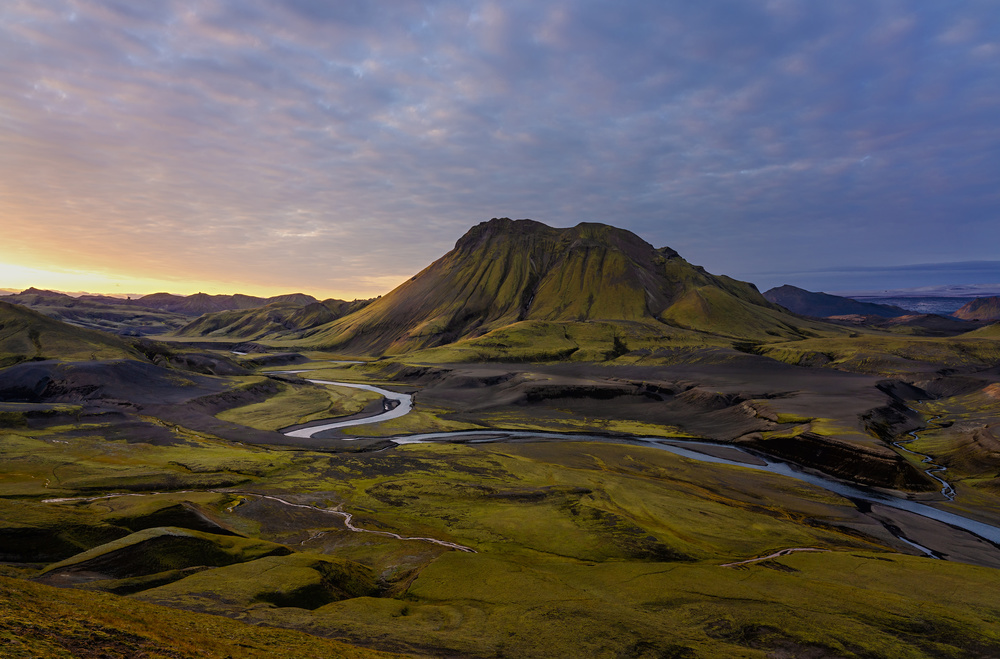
295, 218, 845, 356
955, 296, 1000, 321
0, 301, 139, 367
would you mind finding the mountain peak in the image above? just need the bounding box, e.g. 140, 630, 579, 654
303, 218, 783, 355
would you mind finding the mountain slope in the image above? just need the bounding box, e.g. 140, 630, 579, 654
763, 284, 907, 318
295, 218, 846, 356
954, 296, 1000, 321
0, 301, 141, 367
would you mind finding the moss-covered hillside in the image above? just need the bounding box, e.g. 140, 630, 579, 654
293, 218, 846, 355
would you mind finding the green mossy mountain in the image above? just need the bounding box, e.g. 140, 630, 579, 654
295, 218, 844, 356
0, 300, 140, 367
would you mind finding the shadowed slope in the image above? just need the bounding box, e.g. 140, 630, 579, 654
764, 284, 907, 318
136, 292, 318, 315
297, 218, 836, 356
174, 298, 371, 340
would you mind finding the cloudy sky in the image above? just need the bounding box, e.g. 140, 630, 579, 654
2, 0, 998, 299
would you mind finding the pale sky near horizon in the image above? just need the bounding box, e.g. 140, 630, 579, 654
2, 1, 998, 299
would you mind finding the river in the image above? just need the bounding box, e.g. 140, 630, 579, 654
285, 378, 1000, 549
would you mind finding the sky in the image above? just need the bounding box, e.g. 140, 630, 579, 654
2, 0, 998, 300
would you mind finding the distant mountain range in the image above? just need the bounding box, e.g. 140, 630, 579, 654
0, 288, 352, 336
7, 219, 999, 362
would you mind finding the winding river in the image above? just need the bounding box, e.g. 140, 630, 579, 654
286, 377, 1000, 549
281, 377, 412, 437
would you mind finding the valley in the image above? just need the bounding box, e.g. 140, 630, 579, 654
3, 219, 1000, 658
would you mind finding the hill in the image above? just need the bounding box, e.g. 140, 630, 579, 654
0, 301, 140, 367
293, 218, 847, 356
173, 298, 371, 340
135, 291, 318, 315
954, 296, 1000, 321
764, 284, 907, 318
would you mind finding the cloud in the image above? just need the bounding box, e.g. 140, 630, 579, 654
0, 0, 997, 297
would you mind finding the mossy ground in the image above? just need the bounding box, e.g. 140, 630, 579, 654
6, 345, 1000, 657
0, 574, 403, 659
216, 380, 383, 430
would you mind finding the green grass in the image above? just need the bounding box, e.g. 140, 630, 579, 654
760, 334, 1000, 375
0, 574, 404, 658
0, 425, 293, 498
216, 380, 382, 430
303, 549, 1000, 658
135, 552, 377, 610
39, 527, 292, 577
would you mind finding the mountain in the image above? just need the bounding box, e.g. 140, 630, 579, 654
1, 288, 191, 335
0, 300, 140, 367
295, 218, 844, 356
954, 296, 1000, 321
173, 298, 371, 340
763, 285, 907, 318
134, 292, 318, 315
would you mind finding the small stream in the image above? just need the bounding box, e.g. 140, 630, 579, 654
892, 412, 955, 500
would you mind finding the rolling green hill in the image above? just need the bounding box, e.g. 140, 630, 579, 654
0, 301, 140, 367
292, 218, 848, 357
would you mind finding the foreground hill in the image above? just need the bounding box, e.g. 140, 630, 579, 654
955, 296, 1000, 321
0, 574, 402, 659
0, 301, 140, 367
173, 297, 372, 340
294, 218, 846, 356
764, 284, 907, 318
